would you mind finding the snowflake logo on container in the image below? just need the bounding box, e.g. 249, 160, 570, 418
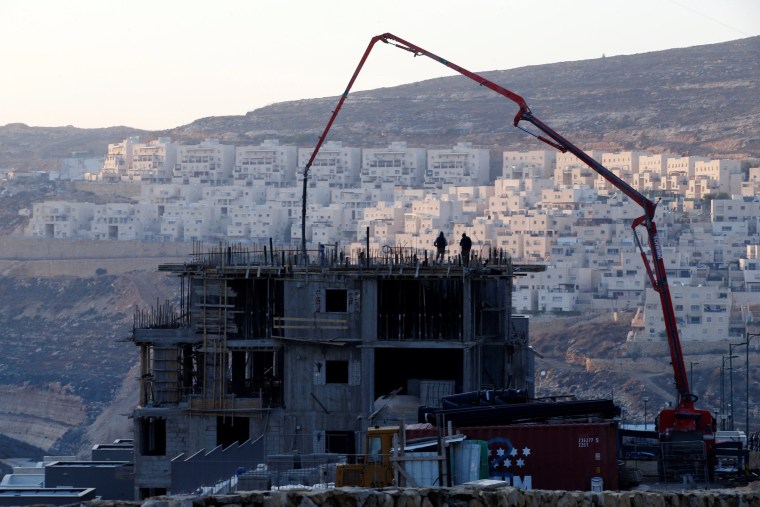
488, 437, 531, 475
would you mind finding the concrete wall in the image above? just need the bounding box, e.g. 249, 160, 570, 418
0, 237, 192, 277
0, 237, 192, 260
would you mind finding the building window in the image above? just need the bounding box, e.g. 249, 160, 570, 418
326, 360, 349, 383
140, 417, 166, 456
325, 289, 348, 312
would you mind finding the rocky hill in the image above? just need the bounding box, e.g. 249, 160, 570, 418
0, 239, 190, 458
1, 36, 759, 173
530, 312, 758, 432
172, 36, 759, 160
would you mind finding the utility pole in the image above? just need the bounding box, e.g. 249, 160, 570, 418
643, 397, 649, 431
747, 333, 760, 437
729, 342, 745, 431
721, 356, 728, 430
690, 361, 699, 392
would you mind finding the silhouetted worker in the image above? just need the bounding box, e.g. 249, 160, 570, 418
460, 232, 472, 265
433, 231, 447, 264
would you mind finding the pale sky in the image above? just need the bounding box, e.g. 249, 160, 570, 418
2, 0, 758, 131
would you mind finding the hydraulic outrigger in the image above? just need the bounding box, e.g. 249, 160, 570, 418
300, 33, 715, 468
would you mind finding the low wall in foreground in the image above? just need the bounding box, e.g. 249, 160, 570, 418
130, 484, 759, 507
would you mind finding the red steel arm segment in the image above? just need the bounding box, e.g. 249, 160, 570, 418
300, 33, 693, 411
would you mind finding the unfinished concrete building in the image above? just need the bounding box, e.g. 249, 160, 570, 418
131, 243, 538, 497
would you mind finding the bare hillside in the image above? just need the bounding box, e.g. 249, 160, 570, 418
531, 312, 755, 430
0, 244, 180, 456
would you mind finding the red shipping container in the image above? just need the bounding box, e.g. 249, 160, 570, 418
457, 422, 619, 491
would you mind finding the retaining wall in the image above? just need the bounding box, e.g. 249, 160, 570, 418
93, 483, 760, 507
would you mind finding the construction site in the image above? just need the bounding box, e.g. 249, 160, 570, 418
130, 243, 539, 497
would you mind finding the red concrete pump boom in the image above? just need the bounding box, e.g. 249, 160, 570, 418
300, 33, 714, 446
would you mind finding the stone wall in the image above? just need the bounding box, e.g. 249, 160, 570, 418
103, 484, 759, 507
0, 237, 193, 277
0, 237, 192, 261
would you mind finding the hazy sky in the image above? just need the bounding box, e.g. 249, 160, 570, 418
2, 0, 758, 131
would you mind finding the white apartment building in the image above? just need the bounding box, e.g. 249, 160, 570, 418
359, 204, 406, 246
570, 218, 617, 255
581, 196, 641, 223
27, 201, 95, 239
675, 226, 716, 265
201, 185, 247, 216
711, 197, 760, 228
127, 137, 177, 183
597, 250, 647, 309
666, 155, 711, 179
501, 213, 533, 260
485, 193, 512, 220
226, 204, 252, 240
91, 203, 156, 241
741, 167, 760, 196
636, 284, 731, 342
712, 231, 751, 266
520, 212, 576, 262
410, 196, 456, 225
234, 140, 297, 187
634, 153, 676, 192
513, 267, 581, 313
686, 176, 719, 200
174, 139, 235, 186
468, 217, 498, 254
739, 245, 760, 293
538, 187, 597, 212
249, 205, 288, 242
537, 266, 580, 313
270, 186, 322, 246
179, 204, 218, 242
361, 142, 426, 189
502, 150, 555, 180
58, 156, 103, 181
331, 188, 371, 223
447, 185, 493, 219
141, 184, 204, 206
99, 137, 139, 182
298, 141, 361, 189
225, 203, 289, 243
158, 203, 185, 242
555, 165, 597, 188
636, 171, 663, 193
426, 142, 489, 189
554, 150, 603, 188
289, 195, 334, 248
694, 159, 742, 195
549, 243, 595, 293
512, 271, 538, 313
596, 151, 647, 192
310, 205, 353, 245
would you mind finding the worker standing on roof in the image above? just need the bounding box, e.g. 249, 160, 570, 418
460, 233, 472, 266
433, 231, 447, 265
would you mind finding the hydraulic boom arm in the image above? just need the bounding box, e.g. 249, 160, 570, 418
301, 33, 695, 416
